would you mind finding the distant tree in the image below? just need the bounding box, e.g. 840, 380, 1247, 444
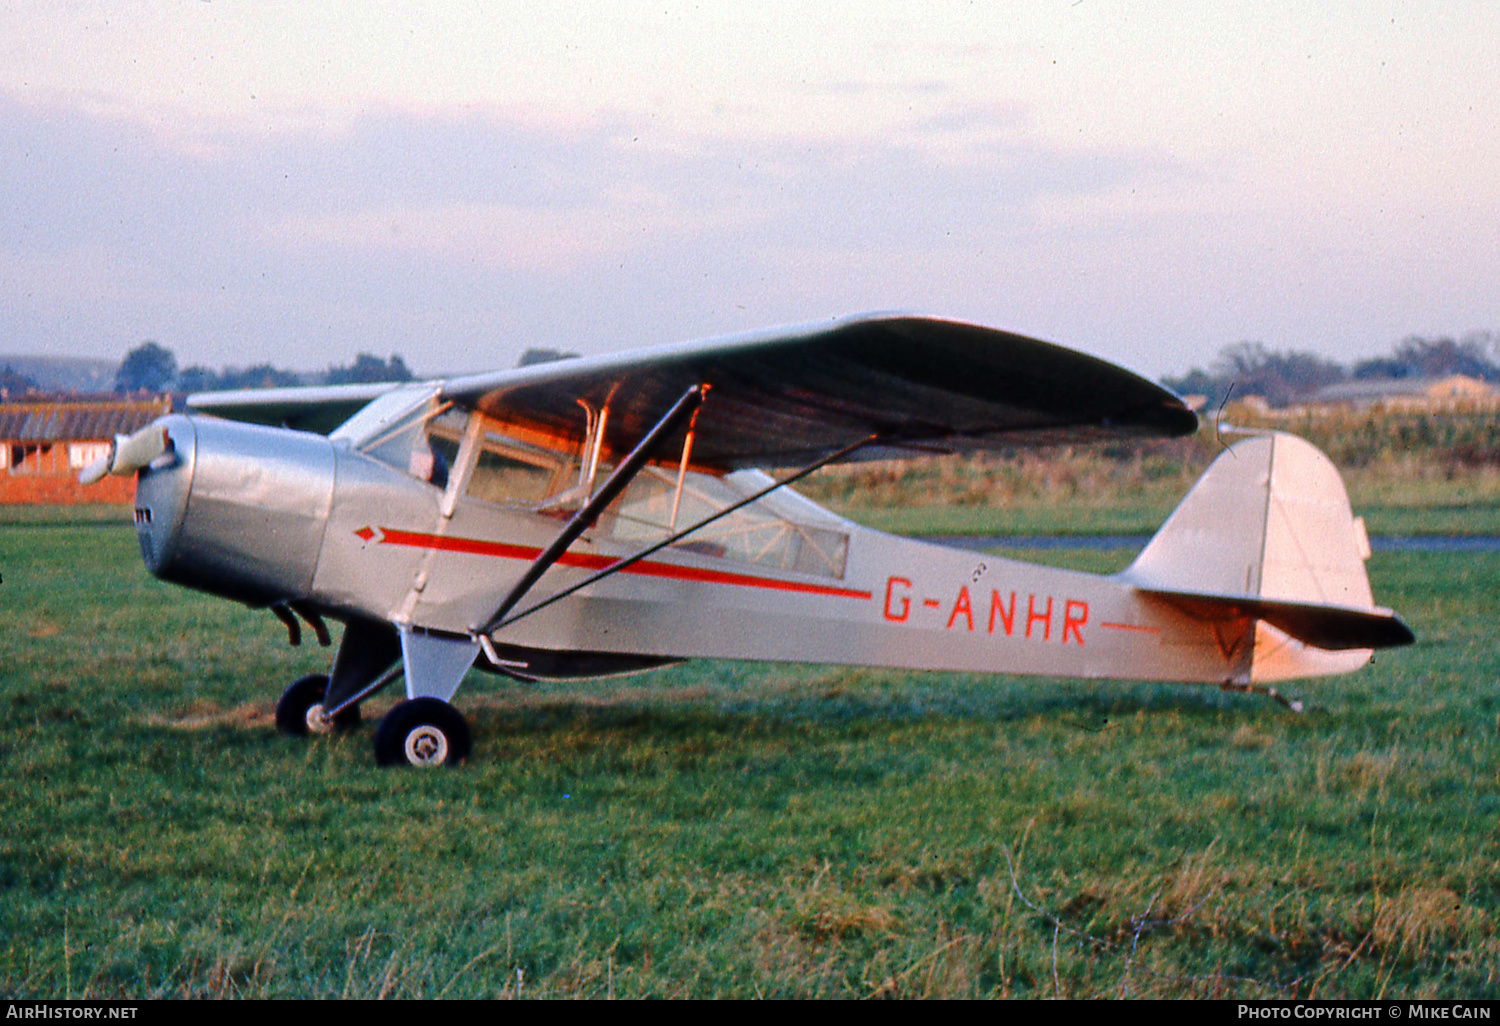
325, 353, 414, 385
1350, 333, 1499, 383
1164, 342, 1346, 409
1166, 329, 1500, 406
1351, 357, 1410, 381
179, 362, 308, 392
1, 364, 40, 397
114, 341, 177, 393
1159, 367, 1222, 404
1392, 334, 1498, 381
176, 365, 223, 393
218, 364, 305, 390
1197, 342, 1345, 407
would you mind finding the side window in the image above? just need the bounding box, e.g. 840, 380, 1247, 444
462, 424, 580, 508
468, 442, 556, 505
608, 469, 849, 579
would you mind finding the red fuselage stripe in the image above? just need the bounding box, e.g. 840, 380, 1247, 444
1099, 621, 1160, 634
374, 527, 874, 600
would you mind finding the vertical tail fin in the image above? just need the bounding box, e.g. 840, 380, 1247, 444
1128, 431, 1373, 606
1123, 431, 1407, 681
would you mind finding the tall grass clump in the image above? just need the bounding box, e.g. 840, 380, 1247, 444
798, 408, 1500, 535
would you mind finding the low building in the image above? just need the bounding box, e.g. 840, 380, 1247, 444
1310, 374, 1497, 411
0, 397, 171, 504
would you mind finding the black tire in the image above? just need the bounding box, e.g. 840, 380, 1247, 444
373, 697, 471, 767
274, 673, 361, 737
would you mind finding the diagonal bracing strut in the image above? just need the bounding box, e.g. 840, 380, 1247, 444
474, 384, 707, 637
486, 432, 880, 634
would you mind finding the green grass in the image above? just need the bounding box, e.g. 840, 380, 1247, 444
0, 503, 134, 527
1, 523, 1497, 997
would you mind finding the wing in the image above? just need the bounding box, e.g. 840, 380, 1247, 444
181, 315, 1197, 463
185, 382, 407, 435
441, 313, 1197, 469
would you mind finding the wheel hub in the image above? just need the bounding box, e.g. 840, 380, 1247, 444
304, 703, 334, 735
404, 725, 449, 766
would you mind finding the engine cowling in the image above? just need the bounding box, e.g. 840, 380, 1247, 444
132, 415, 337, 606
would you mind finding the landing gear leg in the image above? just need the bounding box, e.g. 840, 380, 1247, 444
275, 673, 362, 736
1219, 680, 1305, 713
374, 698, 471, 767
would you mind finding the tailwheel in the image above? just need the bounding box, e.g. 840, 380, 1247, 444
275, 673, 362, 736
374, 697, 471, 767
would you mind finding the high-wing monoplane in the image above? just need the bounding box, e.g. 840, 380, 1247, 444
82, 315, 1413, 767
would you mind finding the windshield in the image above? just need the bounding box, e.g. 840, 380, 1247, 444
354, 398, 463, 489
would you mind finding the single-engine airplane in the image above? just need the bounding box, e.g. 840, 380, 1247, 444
82, 314, 1413, 767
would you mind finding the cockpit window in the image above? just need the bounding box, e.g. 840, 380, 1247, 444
466, 431, 572, 506
419, 411, 464, 489
361, 404, 585, 506
608, 468, 850, 579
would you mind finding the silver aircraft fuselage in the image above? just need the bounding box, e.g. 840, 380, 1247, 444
132, 409, 1381, 691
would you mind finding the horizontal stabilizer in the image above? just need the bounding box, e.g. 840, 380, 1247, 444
1139, 588, 1415, 651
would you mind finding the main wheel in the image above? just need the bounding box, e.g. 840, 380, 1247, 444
374, 697, 471, 767
275, 674, 361, 736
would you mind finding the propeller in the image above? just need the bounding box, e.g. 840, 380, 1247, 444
78, 423, 172, 485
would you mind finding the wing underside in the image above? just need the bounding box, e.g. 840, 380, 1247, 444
441, 314, 1197, 469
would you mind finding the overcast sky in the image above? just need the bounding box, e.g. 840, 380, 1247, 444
2, 2, 1496, 378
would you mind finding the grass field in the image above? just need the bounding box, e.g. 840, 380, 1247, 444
2, 518, 1498, 998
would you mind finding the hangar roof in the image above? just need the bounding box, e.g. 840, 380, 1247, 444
0, 398, 170, 443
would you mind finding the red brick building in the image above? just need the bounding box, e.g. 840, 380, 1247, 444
1, 397, 171, 504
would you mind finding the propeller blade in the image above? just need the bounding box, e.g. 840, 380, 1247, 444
78, 424, 171, 484
78, 452, 112, 485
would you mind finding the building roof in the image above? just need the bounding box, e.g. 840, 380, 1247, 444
1312, 374, 1494, 405
0, 398, 171, 443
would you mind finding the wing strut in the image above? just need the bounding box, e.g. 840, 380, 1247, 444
473, 384, 707, 636
485, 431, 879, 636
